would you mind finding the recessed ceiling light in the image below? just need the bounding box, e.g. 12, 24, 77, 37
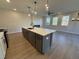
13, 9, 16, 11
6, 0, 10, 3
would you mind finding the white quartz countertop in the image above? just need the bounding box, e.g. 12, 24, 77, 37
23, 27, 56, 36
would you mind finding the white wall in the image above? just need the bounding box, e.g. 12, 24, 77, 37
0, 9, 43, 34
43, 12, 79, 34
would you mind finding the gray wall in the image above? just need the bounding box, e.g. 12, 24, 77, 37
43, 13, 79, 34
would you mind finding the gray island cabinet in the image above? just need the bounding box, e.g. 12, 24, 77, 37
22, 27, 56, 54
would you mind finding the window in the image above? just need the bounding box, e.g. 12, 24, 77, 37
52, 17, 58, 26
61, 16, 70, 26
45, 16, 51, 25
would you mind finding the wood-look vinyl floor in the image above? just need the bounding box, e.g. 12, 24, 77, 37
5, 32, 79, 59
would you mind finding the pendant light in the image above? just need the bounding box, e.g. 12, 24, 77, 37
45, 0, 49, 11
27, 6, 31, 16
34, 1, 37, 15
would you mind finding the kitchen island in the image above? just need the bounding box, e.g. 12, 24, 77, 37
22, 27, 56, 54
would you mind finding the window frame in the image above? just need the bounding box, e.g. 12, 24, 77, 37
52, 16, 59, 26
45, 16, 51, 25
61, 15, 70, 26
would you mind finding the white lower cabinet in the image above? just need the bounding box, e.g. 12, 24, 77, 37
0, 32, 6, 59
0, 45, 4, 59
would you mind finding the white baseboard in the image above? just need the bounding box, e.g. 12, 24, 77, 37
7, 31, 22, 34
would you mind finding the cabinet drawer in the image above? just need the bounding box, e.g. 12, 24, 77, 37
28, 32, 35, 46
0, 32, 6, 58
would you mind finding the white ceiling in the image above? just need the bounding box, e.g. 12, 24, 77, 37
0, 0, 79, 16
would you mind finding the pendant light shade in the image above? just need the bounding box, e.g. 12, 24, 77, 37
27, 6, 31, 16
45, 0, 49, 11
34, 1, 37, 15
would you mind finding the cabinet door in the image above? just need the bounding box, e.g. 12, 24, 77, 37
0, 36, 6, 59
36, 34, 42, 52
22, 28, 29, 40
0, 47, 4, 59
28, 32, 35, 47
42, 34, 51, 53
0, 32, 7, 57
0, 38, 6, 58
